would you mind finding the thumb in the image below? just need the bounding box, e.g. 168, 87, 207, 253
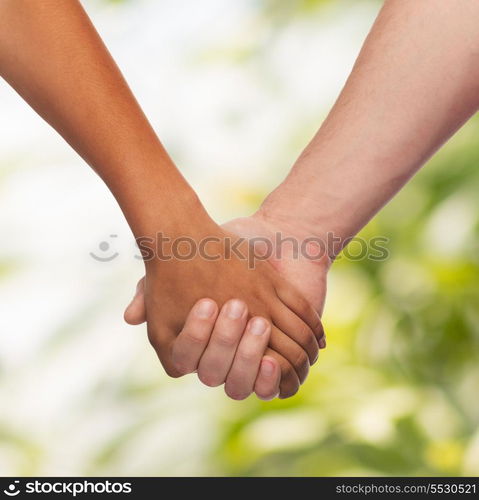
124, 277, 147, 325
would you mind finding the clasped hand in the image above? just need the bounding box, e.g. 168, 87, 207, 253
125, 212, 329, 401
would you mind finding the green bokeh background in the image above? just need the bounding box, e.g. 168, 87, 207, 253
1, 0, 478, 476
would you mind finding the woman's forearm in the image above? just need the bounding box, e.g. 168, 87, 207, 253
0, 0, 205, 238
260, 0, 479, 255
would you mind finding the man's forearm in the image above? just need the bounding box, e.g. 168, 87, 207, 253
0, 0, 206, 238
260, 0, 479, 255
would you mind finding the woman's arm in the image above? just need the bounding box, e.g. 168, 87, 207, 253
0, 0, 322, 398
0, 0, 197, 238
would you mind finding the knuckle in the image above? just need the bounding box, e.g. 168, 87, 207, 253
278, 372, 299, 398
300, 330, 319, 363
297, 323, 316, 351
213, 332, 238, 348
281, 361, 294, 379
299, 322, 314, 340
279, 383, 299, 399
307, 337, 319, 359
296, 298, 322, 333
295, 294, 310, 317
293, 349, 309, 370
163, 361, 182, 379
171, 356, 193, 376
316, 321, 325, 340
311, 316, 323, 337
236, 348, 258, 365
197, 368, 223, 387
225, 385, 250, 401
183, 329, 208, 346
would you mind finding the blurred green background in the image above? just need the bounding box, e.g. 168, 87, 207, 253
0, 0, 478, 476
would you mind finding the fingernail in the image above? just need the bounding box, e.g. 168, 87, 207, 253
195, 299, 216, 319
319, 337, 326, 349
261, 358, 275, 377
249, 317, 268, 335
226, 299, 245, 319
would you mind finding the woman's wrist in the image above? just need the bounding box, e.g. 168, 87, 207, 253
127, 182, 213, 242
102, 144, 213, 242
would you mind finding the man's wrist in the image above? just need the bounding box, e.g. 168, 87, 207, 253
257, 187, 345, 260
252, 201, 333, 268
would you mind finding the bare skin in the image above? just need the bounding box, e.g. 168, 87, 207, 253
127, 0, 479, 398
126, 214, 330, 399
173, 299, 282, 401
0, 0, 323, 399
262, 0, 479, 253
142, 223, 322, 394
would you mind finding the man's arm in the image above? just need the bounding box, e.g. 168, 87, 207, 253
123, 0, 479, 384
260, 0, 479, 254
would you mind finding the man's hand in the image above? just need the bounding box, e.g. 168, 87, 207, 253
127, 287, 283, 400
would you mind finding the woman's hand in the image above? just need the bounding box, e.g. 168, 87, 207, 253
135, 219, 322, 398
126, 216, 328, 400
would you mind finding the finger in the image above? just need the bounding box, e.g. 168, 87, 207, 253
268, 325, 309, 383
171, 298, 219, 375
143, 280, 189, 378
264, 348, 300, 399
254, 356, 281, 400
197, 299, 248, 388
272, 301, 319, 364
147, 323, 182, 378
319, 335, 326, 349
275, 283, 325, 344
124, 277, 147, 325
224, 317, 271, 400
